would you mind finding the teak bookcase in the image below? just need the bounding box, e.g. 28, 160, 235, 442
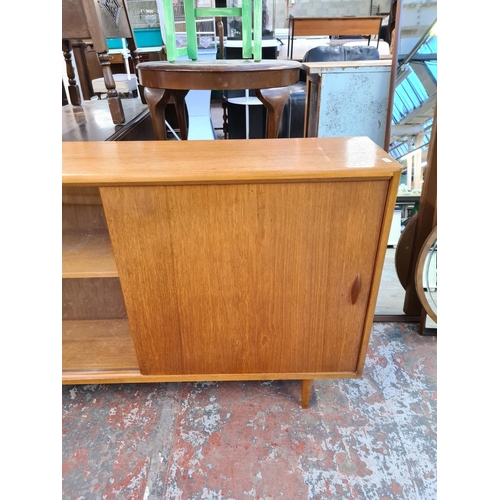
62, 137, 401, 408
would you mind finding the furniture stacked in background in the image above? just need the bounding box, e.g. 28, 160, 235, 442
395, 107, 437, 335
230, 15, 390, 140
283, 15, 386, 60
224, 40, 281, 140
62, 137, 401, 408
275, 15, 393, 143
302, 54, 392, 147
152, 0, 220, 140
137, 59, 301, 140
140, 0, 300, 142
62, 0, 141, 124
278, 36, 390, 61
277, 44, 390, 146
64, 17, 166, 103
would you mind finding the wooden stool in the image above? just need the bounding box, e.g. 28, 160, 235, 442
137, 59, 301, 140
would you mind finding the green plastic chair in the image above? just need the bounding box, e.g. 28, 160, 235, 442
162, 0, 262, 62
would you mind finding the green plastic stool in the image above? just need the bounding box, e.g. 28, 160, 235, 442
162, 0, 262, 62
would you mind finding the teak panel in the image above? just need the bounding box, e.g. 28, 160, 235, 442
62, 319, 137, 372
304, 60, 392, 73
62, 137, 401, 388
101, 180, 389, 376
61, 138, 400, 186
62, 230, 118, 278
290, 17, 384, 37
62, 203, 108, 232
62, 278, 127, 320
62, 186, 102, 205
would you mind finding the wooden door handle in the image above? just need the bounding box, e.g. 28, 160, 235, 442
351, 275, 361, 304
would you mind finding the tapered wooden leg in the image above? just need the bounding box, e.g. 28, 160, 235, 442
171, 90, 189, 140
143, 87, 174, 140
255, 87, 291, 138
301, 379, 313, 409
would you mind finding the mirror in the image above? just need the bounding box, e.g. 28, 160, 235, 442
415, 226, 437, 323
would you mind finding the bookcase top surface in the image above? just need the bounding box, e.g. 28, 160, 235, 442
62, 137, 401, 186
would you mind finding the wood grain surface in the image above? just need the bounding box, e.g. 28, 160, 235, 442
101, 180, 389, 376
62, 136, 401, 385
62, 203, 108, 232
62, 319, 137, 372
62, 230, 118, 278
62, 278, 127, 320
290, 16, 384, 37
303, 60, 392, 73
136, 59, 301, 91
62, 137, 400, 186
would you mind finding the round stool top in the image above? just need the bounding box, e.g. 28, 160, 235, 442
137, 59, 301, 91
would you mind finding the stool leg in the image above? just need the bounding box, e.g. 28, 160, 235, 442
255, 87, 291, 139
171, 90, 189, 140
138, 84, 147, 104
143, 87, 173, 140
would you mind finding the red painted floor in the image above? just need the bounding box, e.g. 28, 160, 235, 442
62, 322, 436, 499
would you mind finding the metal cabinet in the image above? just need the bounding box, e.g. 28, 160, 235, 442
303, 60, 392, 148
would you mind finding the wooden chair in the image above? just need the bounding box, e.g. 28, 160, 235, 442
162, 0, 263, 62
62, 0, 140, 124
91, 38, 140, 99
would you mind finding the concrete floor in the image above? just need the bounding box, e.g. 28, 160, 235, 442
62, 322, 436, 499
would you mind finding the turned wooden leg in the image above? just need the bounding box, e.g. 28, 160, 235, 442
97, 52, 125, 124
215, 17, 224, 58
171, 90, 189, 141
222, 99, 228, 139
71, 41, 94, 101
143, 87, 174, 140
301, 379, 313, 409
131, 49, 141, 74
62, 40, 81, 106
255, 87, 291, 139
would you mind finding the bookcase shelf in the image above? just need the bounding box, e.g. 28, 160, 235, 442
62, 319, 137, 373
62, 138, 401, 408
62, 230, 118, 278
